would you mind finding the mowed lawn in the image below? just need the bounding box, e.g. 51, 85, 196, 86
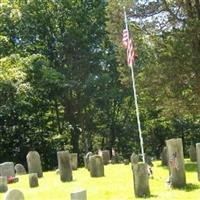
0, 160, 200, 200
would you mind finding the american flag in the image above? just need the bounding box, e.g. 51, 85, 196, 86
122, 28, 136, 67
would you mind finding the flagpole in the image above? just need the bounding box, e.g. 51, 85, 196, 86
123, 7, 145, 163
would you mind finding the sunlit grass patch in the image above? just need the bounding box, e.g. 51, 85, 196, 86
0, 160, 200, 200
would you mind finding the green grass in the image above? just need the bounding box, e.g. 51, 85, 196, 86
1, 160, 200, 200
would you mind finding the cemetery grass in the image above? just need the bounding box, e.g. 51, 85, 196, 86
1, 160, 200, 200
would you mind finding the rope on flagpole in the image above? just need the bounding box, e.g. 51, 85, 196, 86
123, 7, 145, 163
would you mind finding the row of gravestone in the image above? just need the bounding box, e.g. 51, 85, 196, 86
161, 144, 198, 166
2, 188, 87, 200
130, 138, 193, 197
161, 142, 200, 182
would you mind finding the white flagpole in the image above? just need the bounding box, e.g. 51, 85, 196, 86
123, 7, 145, 163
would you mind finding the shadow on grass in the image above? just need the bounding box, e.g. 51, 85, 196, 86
185, 162, 197, 172
177, 183, 200, 192
158, 162, 197, 172
136, 194, 158, 199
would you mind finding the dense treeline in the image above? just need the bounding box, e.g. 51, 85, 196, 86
0, 0, 200, 170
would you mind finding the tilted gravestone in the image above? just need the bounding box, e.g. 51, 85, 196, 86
101, 150, 110, 165
132, 163, 150, 197
161, 147, 168, 166
26, 151, 43, 178
84, 152, 93, 170
70, 153, 78, 170
89, 155, 104, 177
15, 164, 26, 175
71, 189, 87, 200
0, 162, 15, 177
196, 143, 200, 181
189, 144, 196, 162
166, 138, 186, 188
57, 151, 73, 182
0, 176, 8, 193
29, 173, 39, 188
3, 189, 24, 200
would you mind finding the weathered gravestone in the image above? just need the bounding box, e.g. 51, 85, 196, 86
84, 152, 93, 170
130, 153, 139, 165
89, 155, 104, 177
3, 189, 24, 200
71, 189, 87, 200
15, 164, 26, 175
101, 150, 110, 165
166, 138, 186, 188
0, 162, 15, 177
196, 143, 200, 181
145, 155, 153, 167
161, 147, 168, 166
26, 151, 43, 178
0, 177, 8, 193
189, 144, 196, 162
29, 173, 39, 188
57, 151, 73, 182
132, 163, 150, 197
70, 153, 78, 170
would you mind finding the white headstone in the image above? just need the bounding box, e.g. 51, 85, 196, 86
71, 189, 87, 200
3, 189, 24, 200
0, 162, 15, 177
26, 151, 43, 177
15, 164, 26, 175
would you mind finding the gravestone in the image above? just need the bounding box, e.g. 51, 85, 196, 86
161, 147, 168, 166
124, 159, 129, 165
189, 144, 196, 162
89, 155, 104, 177
29, 173, 39, 188
55, 169, 59, 175
26, 151, 43, 178
70, 153, 78, 170
132, 163, 150, 197
71, 189, 87, 200
101, 150, 110, 165
145, 155, 153, 167
166, 138, 186, 188
57, 151, 73, 182
3, 189, 24, 200
84, 152, 93, 170
0, 162, 15, 177
15, 164, 26, 175
130, 153, 139, 165
196, 143, 200, 181
0, 177, 8, 193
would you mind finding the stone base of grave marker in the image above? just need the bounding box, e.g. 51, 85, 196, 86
132, 163, 150, 197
